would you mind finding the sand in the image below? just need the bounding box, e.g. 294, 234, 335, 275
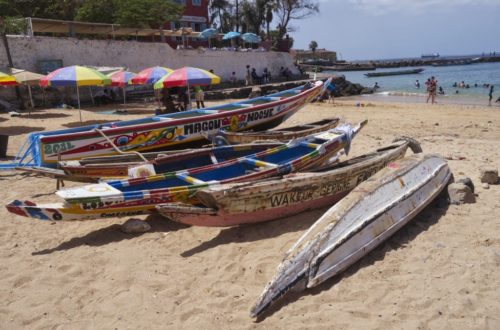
0, 99, 499, 329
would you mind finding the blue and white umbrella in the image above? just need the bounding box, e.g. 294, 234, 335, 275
222, 31, 241, 40
199, 28, 218, 39
241, 32, 261, 44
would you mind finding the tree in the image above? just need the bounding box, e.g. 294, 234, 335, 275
75, 0, 117, 23
309, 40, 317, 55
273, 0, 319, 41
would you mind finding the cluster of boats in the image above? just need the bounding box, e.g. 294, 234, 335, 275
5, 80, 453, 317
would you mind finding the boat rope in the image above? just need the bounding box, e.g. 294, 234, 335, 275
94, 128, 148, 162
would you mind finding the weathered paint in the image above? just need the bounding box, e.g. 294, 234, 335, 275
156, 140, 410, 227
250, 154, 452, 317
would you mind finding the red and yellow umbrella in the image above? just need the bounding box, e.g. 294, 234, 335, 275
108, 70, 136, 104
0, 71, 17, 86
154, 67, 220, 89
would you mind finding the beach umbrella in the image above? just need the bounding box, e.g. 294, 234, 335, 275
107, 70, 136, 104
222, 31, 241, 40
153, 67, 221, 109
130, 66, 173, 85
11, 69, 45, 113
199, 28, 218, 48
0, 71, 17, 86
241, 32, 261, 44
40, 65, 111, 122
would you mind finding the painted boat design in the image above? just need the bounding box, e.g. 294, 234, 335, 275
17, 143, 283, 182
14, 81, 324, 167
156, 138, 420, 227
215, 117, 340, 144
251, 153, 452, 317
6, 122, 365, 221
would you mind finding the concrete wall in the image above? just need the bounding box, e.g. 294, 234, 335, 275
0, 36, 299, 81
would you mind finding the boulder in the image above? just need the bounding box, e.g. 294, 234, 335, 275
479, 168, 498, 184
448, 183, 476, 205
456, 177, 475, 193
121, 218, 151, 234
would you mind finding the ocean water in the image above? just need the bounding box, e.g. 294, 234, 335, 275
325, 62, 500, 105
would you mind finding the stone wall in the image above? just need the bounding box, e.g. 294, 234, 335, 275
0, 35, 299, 80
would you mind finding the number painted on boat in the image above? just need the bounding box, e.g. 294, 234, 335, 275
44, 142, 75, 155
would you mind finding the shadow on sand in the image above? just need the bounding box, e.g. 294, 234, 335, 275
180, 208, 328, 258
254, 198, 450, 321
32, 214, 189, 255
0, 126, 45, 135
23, 112, 71, 120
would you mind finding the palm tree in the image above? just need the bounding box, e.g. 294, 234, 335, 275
309, 40, 318, 57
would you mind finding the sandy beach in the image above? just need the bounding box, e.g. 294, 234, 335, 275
0, 99, 499, 329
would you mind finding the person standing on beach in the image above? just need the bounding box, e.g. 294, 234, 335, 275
245, 65, 253, 86
194, 86, 205, 109
426, 76, 437, 104
415, 80, 420, 88
488, 85, 494, 105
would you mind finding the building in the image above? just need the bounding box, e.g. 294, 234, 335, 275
294, 48, 338, 62
167, 0, 210, 48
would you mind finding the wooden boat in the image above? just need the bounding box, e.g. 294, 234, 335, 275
250, 154, 452, 317
156, 138, 421, 227
12, 81, 324, 168
6, 122, 365, 221
214, 117, 340, 145
17, 143, 283, 182
364, 68, 424, 77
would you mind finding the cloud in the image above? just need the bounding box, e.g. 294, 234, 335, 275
338, 0, 500, 15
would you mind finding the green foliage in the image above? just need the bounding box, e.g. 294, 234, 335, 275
309, 40, 317, 53
0, 16, 28, 34
114, 0, 183, 28
75, 0, 117, 23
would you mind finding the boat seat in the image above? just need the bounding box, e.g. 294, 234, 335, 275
241, 157, 277, 168
175, 173, 206, 185
300, 142, 321, 149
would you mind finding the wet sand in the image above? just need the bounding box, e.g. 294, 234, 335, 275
0, 99, 499, 329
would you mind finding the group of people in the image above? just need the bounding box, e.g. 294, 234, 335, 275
244, 65, 294, 86
159, 86, 206, 114
93, 88, 118, 105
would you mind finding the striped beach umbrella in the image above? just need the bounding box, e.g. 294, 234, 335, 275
40, 65, 111, 122
0, 71, 17, 86
153, 67, 220, 89
130, 66, 173, 85
154, 67, 221, 109
107, 70, 136, 104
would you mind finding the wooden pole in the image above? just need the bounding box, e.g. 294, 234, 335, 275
77, 86, 82, 122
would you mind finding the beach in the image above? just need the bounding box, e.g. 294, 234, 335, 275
0, 99, 499, 329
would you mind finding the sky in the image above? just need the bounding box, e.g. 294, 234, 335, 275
291, 0, 500, 60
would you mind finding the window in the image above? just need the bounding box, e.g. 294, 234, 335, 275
192, 0, 201, 5
173, 0, 186, 4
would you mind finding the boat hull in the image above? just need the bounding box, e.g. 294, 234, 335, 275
251, 154, 452, 317
157, 140, 411, 227
219, 117, 340, 144
29, 82, 322, 166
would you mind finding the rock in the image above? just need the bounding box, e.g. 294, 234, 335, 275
248, 88, 262, 99
121, 218, 151, 234
479, 168, 498, 184
482, 183, 490, 190
448, 183, 476, 204
456, 177, 475, 193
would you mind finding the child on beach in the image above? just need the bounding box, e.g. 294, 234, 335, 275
194, 86, 205, 109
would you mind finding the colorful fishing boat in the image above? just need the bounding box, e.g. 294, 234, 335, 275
214, 117, 340, 145
8, 81, 324, 169
17, 143, 283, 182
156, 138, 421, 227
6, 122, 365, 221
251, 154, 452, 317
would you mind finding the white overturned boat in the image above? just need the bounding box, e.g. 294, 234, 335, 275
251, 154, 452, 317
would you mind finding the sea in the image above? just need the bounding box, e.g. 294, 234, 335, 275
324, 62, 500, 106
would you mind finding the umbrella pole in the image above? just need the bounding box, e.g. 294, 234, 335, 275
89, 86, 95, 106
27, 85, 34, 116
123, 87, 126, 104
77, 86, 82, 122
187, 83, 192, 110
